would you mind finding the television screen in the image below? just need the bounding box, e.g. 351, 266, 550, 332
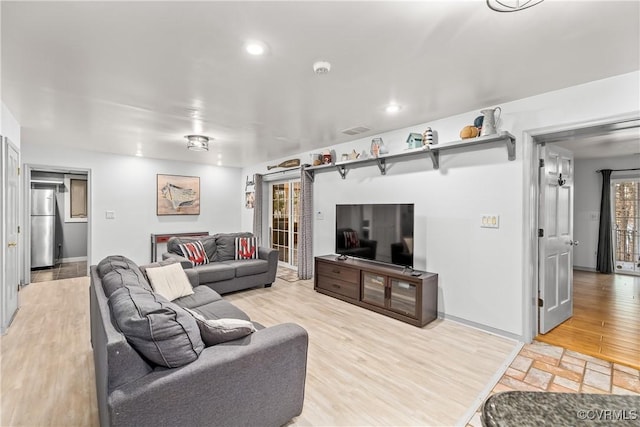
335, 204, 414, 267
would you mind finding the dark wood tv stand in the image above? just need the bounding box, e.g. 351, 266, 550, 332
314, 255, 438, 327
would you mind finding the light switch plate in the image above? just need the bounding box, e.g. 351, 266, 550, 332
481, 214, 499, 228
316, 211, 324, 220
105, 210, 116, 220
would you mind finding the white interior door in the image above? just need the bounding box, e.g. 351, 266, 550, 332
538, 144, 575, 334
3, 138, 20, 331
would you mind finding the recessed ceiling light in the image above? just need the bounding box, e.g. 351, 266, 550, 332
245, 40, 267, 56
385, 104, 402, 114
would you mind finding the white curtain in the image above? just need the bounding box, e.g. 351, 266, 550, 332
252, 174, 264, 244
297, 167, 313, 279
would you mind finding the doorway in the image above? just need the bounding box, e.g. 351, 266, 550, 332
269, 180, 300, 268
526, 115, 640, 367
23, 165, 91, 284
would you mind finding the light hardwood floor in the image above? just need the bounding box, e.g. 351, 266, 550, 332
1, 276, 518, 426
0, 277, 98, 426
536, 270, 640, 370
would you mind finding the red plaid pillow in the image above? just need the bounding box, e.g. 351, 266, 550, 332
235, 237, 258, 260
178, 241, 209, 266
343, 231, 360, 249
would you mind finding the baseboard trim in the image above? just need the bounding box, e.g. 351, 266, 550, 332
439, 312, 524, 342
60, 256, 87, 263
574, 266, 597, 272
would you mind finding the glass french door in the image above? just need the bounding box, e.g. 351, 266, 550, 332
269, 180, 300, 267
612, 178, 640, 275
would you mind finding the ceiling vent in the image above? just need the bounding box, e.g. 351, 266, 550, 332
341, 126, 371, 136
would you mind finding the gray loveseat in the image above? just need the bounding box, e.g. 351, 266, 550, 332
90, 255, 308, 427
163, 232, 278, 295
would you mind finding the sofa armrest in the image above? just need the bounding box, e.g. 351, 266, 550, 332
258, 246, 278, 284
108, 323, 308, 427
162, 252, 193, 270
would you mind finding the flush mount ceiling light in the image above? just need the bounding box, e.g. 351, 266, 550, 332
185, 135, 210, 152
486, 0, 544, 12
313, 60, 331, 75
245, 40, 268, 56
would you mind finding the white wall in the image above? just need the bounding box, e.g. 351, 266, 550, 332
574, 155, 640, 270
1, 102, 20, 148
241, 71, 640, 339
21, 144, 243, 266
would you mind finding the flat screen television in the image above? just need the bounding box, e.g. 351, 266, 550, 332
335, 203, 414, 267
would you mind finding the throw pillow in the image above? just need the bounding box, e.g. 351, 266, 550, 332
145, 262, 194, 301
235, 237, 258, 260
184, 308, 256, 346
108, 286, 204, 368
178, 240, 209, 266
214, 232, 253, 261
344, 231, 360, 249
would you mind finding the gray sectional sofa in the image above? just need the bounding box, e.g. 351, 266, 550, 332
90, 255, 308, 427
163, 232, 278, 295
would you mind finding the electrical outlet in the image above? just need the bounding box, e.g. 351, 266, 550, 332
481, 215, 500, 229
105, 210, 116, 220
316, 211, 324, 220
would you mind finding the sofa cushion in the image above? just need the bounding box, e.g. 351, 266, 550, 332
235, 237, 258, 260
167, 236, 217, 261
177, 241, 210, 266
145, 262, 195, 301
101, 268, 152, 297
108, 285, 204, 368
223, 259, 270, 278
191, 300, 251, 322
213, 232, 253, 262
173, 286, 223, 309
196, 263, 235, 283
184, 308, 256, 346
97, 255, 151, 295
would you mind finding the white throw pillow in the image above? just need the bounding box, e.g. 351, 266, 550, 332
184, 308, 256, 346
145, 262, 194, 301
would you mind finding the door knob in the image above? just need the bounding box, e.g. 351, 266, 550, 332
7, 242, 17, 247
569, 240, 579, 246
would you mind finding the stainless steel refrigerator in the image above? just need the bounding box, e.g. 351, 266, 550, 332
31, 188, 57, 268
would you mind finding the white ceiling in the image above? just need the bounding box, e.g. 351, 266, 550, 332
2, 1, 639, 167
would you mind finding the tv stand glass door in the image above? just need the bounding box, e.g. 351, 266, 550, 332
362, 272, 386, 307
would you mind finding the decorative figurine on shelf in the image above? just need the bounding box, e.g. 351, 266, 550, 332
349, 149, 360, 160
406, 133, 424, 149
479, 107, 501, 136
310, 153, 322, 166
370, 138, 381, 157
370, 137, 388, 156
422, 127, 434, 145
322, 150, 332, 164
474, 115, 484, 130
460, 125, 479, 139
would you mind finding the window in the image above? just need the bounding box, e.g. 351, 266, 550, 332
613, 179, 639, 274
64, 174, 88, 223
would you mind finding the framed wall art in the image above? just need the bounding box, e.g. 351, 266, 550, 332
157, 174, 200, 215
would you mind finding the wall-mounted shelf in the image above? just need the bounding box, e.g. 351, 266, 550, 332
304, 131, 515, 179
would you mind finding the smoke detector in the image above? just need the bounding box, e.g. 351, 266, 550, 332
313, 61, 331, 75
